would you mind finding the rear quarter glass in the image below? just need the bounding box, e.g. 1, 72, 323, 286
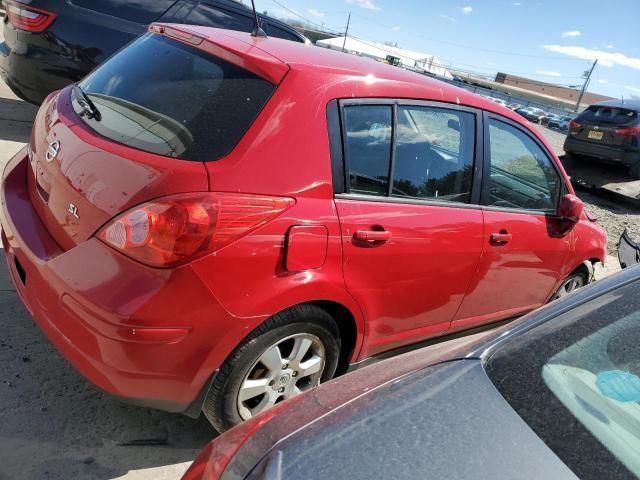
76, 33, 276, 161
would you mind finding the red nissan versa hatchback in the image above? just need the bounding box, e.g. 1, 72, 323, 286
0, 23, 606, 432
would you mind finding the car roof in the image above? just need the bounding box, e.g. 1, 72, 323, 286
241, 361, 579, 480
591, 98, 640, 110
156, 24, 528, 120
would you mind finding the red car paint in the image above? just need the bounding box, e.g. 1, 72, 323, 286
0, 24, 606, 414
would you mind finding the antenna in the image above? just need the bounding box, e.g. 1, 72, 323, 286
250, 0, 267, 37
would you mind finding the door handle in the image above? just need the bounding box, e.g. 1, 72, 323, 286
354, 229, 392, 243
490, 232, 512, 245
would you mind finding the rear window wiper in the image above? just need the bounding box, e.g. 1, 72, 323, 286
74, 85, 102, 121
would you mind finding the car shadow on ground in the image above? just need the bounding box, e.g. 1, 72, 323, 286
0, 257, 217, 480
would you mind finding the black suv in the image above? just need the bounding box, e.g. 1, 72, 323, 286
564, 100, 640, 178
0, 0, 307, 104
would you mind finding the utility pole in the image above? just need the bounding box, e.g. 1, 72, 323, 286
575, 59, 598, 111
341, 12, 351, 52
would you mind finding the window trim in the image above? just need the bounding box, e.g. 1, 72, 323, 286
481, 111, 566, 217
332, 98, 485, 207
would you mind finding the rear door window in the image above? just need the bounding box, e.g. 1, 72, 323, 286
342, 103, 477, 203
393, 107, 474, 202
75, 33, 276, 161
71, 0, 176, 23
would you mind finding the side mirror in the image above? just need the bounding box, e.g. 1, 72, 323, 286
558, 194, 584, 223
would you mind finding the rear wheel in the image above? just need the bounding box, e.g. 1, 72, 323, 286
203, 305, 340, 432
551, 270, 589, 301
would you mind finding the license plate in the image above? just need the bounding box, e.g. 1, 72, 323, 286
588, 130, 604, 140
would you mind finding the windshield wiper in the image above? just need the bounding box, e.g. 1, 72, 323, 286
74, 85, 101, 121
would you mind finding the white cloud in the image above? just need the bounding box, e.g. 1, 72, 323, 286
625, 86, 640, 94
392, 26, 401, 31
561, 30, 582, 38
486, 61, 496, 66
439, 14, 457, 22
536, 69, 562, 77
307, 9, 324, 17
598, 79, 608, 84
461, 6, 473, 14
605, 44, 615, 49
346, 0, 381, 10
541, 45, 640, 70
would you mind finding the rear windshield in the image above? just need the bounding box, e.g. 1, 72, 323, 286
580, 106, 638, 125
71, 0, 175, 24
74, 33, 276, 161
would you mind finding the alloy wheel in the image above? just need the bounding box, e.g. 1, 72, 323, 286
553, 275, 585, 300
237, 333, 326, 420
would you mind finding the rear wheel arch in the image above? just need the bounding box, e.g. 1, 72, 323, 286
308, 300, 360, 376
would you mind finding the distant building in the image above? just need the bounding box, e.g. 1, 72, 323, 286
316, 36, 453, 79
495, 73, 612, 106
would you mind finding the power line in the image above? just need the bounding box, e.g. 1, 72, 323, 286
266, 0, 584, 86
349, 12, 585, 61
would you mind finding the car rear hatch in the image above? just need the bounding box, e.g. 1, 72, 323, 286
27, 25, 288, 251
574, 105, 639, 146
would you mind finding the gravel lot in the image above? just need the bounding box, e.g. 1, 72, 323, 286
534, 124, 640, 259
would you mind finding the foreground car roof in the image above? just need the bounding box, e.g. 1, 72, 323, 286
241, 360, 578, 480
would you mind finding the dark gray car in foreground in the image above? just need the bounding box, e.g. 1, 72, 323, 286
565, 100, 640, 178
184, 263, 640, 480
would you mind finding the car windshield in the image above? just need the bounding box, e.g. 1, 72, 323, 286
74, 33, 276, 161
485, 277, 640, 480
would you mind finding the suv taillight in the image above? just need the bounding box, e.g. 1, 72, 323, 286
569, 119, 581, 136
615, 126, 640, 136
6, 0, 56, 32
97, 193, 294, 267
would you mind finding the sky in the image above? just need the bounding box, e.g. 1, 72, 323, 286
255, 0, 640, 99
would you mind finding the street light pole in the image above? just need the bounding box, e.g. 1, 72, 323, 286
575, 59, 598, 112
341, 12, 351, 52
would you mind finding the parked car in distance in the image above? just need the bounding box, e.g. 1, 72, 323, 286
564, 100, 640, 178
549, 115, 573, 131
183, 266, 640, 480
507, 102, 524, 111
515, 106, 546, 123
490, 97, 508, 108
542, 113, 560, 126
0, 23, 606, 433
0, 0, 307, 104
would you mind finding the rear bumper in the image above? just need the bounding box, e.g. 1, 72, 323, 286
0, 149, 242, 413
564, 136, 640, 167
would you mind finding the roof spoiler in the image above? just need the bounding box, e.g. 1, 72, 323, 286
148, 23, 288, 85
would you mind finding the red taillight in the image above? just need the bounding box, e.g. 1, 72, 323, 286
97, 192, 294, 267
615, 126, 640, 136
6, 0, 56, 32
569, 119, 581, 130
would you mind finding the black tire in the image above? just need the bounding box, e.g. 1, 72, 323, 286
202, 304, 340, 433
630, 162, 640, 180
